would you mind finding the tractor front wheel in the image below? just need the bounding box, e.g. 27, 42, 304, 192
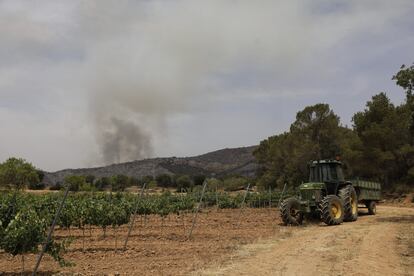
321, 195, 344, 225
280, 197, 303, 226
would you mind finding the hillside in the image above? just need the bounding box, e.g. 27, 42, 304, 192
43, 146, 258, 185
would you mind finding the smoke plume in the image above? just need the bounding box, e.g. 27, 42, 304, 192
98, 117, 152, 164
77, 0, 405, 165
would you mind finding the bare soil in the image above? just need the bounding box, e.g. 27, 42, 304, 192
0, 208, 279, 275
1, 206, 413, 276
196, 206, 414, 276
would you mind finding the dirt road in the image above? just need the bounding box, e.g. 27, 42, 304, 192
197, 206, 414, 276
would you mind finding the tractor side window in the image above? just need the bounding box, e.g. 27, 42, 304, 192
322, 165, 330, 182
336, 166, 344, 181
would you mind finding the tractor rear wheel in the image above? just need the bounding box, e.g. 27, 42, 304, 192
367, 201, 377, 215
339, 185, 358, 222
321, 195, 344, 225
280, 197, 303, 226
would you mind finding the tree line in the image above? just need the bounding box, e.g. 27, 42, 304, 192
0, 158, 252, 192
255, 63, 414, 191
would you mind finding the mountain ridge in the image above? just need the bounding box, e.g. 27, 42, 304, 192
43, 145, 258, 185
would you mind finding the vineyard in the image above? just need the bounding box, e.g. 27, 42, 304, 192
0, 186, 291, 274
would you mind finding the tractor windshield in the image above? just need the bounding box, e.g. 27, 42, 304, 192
309, 166, 321, 182
309, 163, 341, 182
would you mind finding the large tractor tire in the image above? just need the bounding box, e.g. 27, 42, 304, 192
366, 201, 377, 215
321, 195, 344, 225
280, 197, 303, 226
339, 185, 358, 222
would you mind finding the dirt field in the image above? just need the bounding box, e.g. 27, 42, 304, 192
0, 206, 413, 275
197, 205, 414, 276
0, 208, 279, 275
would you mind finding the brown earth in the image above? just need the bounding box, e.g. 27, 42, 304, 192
196, 205, 414, 276
0, 206, 413, 276
0, 208, 278, 275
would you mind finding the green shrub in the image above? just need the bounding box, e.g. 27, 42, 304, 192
147, 180, 158, 189
156, 174, 173, 187
64, 175, 86, 192
50, 182, 62, 191
193, 175, 206, 186
112, 174, 129, 191
175, 175, 193, 192
79, 183, 96, 192
222, 177, 248, 191
28, 182, 45, 190
0, 157, 39, 190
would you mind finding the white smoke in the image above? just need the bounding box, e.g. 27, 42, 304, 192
80, 0, 319, 164
1, 0, 411, 168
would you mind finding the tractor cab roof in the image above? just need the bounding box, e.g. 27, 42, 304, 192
309, 160, 342, 167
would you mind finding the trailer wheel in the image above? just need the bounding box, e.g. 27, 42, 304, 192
339, 185, 358, 222
280, 197, 303, 226
367, 201, 377, 215
321, 195, 344, 225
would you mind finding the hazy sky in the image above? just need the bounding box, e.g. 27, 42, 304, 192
0, 0, 413, 171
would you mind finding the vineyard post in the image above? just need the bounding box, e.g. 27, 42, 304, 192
180, 188, 186, 234
123, 182, 147, 251
187, 179, 208, 240
269, 186, 272, 209
32, 185, 70, 276
277, 183, 287, 208
236, 183, 250, 227
215, 180, 219, 211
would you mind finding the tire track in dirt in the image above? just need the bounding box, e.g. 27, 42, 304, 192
196, 206, 414, 276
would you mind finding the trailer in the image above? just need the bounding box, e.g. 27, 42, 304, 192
353, 179, 382, 215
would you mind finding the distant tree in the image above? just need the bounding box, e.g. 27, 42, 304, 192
0, 157, 39, 190
156, 174, 172, 187
85, 175, 95, 185
94, 177, 112, 191
79, 182, 96, 192
28, 170, 46, 190
290, 103, 343, 159
141, 175, 154, 184
147, 180, 158, 189
393, 63, 414, 138
352, 93, 412, 187
193, 175, 206, 186
28, 182, 45, 190
207, 178, 223, 191
50, 182, 62, 191
222, 176, 248, 191
393, 63, 414, 96
36, 170, 45, 182
111, 174, 129, 191
100, 177, 112, 188
64, 175, 86, 192
175, 175, 193, 192
255, 104, 349, 188
128, 176, 140, 186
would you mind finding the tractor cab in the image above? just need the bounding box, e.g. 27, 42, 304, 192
308, 160, 345, 183
299, 160, 346, 203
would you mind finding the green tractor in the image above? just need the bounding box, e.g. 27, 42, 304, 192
280, 160, 381, 226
